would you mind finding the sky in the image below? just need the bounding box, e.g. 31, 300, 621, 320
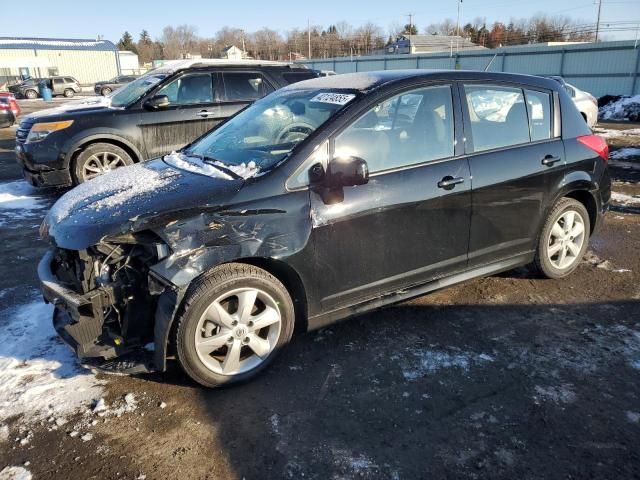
3, 0, 639, 43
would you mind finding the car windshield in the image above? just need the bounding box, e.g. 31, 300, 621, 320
181, 89, 358, 174
110, 72, 169, 107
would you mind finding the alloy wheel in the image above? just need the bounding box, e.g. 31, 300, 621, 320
546, 209, 586, 270
194, 287, 282, 376
82, 152, 126, 180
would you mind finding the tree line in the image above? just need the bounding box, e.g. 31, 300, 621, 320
116, 14, 596, 63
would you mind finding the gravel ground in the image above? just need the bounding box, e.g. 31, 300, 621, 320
0, 110, 639, 480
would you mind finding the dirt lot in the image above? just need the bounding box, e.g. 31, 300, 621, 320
0, 104, 639, 479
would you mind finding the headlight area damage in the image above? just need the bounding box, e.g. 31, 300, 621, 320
39, 233, 171, 373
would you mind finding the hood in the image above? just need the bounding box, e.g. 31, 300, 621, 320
45, 159, 244, 250
25, 97, 113, 121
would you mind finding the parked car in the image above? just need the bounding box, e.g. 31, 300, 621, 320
94, 75, 139, 96
9, 76, 81, 99
38, 70, 610, 387
0, 98, 16, 128
0, 92, 21, 117
16, 60, 319, 187
547, 76, 598, 127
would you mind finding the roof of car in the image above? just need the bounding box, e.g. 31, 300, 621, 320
157, 58, 306, 71
286, 70, 559, 92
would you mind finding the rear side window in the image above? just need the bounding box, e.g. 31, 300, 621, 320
64, 77, 75, 83
53, 78, 64, 85
525, 89, 552, 142
464, 85, 530, 152
221, 72, 274, 102
282, 71, 318, 84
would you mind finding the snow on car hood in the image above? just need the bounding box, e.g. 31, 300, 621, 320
45, 159, 244, 250
163, 151, 260, 180
24, 96, 113, 120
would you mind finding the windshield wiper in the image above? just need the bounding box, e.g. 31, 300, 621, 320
188, 153, 243, 180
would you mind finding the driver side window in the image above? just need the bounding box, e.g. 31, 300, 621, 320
334, 85, 455, 173
156, 72, 216, 105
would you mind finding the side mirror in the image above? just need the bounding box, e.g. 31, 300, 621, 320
144, 94, 170, 110
326, 155, 369, 188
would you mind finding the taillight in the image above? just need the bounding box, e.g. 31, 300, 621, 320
0, 104, 9, 110
577, 134, 609, 162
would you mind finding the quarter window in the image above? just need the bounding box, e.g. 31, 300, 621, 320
464, 85, 530, 152
221, 72, 274, 102
156, 73, 216, 105
525, 89, 552, 142
334, 85, 455, 173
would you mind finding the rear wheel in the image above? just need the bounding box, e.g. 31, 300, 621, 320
101, 87, 112, 96
73, 142, 133, 184
24, 89, 38, 99
534, 197, 590, 279
175, 263, 295, 388
63, 89, 75, 98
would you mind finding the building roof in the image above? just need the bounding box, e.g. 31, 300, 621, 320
0, 37, 117, 51
391, 34, 484, 53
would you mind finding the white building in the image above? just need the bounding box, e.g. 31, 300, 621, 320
118, 50, 144, 75
0, 37, 120, 86
221, 45, 248, 60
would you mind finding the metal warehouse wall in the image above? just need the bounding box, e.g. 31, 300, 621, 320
302, 40, 640, 97
0, 48, 119, 84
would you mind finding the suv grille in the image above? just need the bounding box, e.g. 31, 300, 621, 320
16, 120, 33, 144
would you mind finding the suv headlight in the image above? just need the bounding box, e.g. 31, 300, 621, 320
26, 120, 74, 143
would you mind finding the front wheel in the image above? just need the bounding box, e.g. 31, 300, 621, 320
25, 89, 38, 99
175, 263, 295, 388
534, 197, 590, 279
73, 142, 134, 184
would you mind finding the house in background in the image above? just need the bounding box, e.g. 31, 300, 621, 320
382, 34, 485, 55
118, 50, 145, 75
221, 45, 248, 60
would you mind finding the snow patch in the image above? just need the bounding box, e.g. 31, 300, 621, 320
609, 148, 640, 160
611, 191, 640, 206
0, 181, 47, 212
599, 95, 640, 121
0, 466, 32, 480
593, 127, 640, 139
164, 151, 259, 180
285, 72, 382, 91
401, 349, 494, 381
0, 298, 104, 425
534, 384, 576, 404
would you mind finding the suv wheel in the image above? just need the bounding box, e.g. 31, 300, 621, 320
175, 263, 295, 388
73, 143, 133, 184
101, 87, 112, 96
25, 89, 38, 99
535, 197, 590, 279
63, 89, 75, 98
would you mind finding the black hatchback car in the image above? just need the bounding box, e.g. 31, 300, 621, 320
16, 60, 318, 187
38, 70, 610, 387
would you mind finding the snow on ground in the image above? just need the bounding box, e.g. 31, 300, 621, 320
0, 466, 32, 480
611, 191, 640, 206
400, 349, 495, 381
593, 127, 640, 139
599, 95, 640, 121
609, 148, 640, 160
0, 181, 47, 212
0, 296, 104, 426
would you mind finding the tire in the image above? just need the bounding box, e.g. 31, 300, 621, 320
25, 89, 38, 99
72, 142, 134, 184
534, 197, 590, 279
63, 89, 75, 98
175, 263, 295, 388
101, 87, 112, 96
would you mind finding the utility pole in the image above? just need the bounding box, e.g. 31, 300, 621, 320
406, 13, 414, 35
595, 0, 603, 42
456, 0, 463, 54
308, 19, 311, 59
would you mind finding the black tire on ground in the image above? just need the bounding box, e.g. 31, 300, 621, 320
25, 89, 38, 99
534, 197, 591, 279
175, 263, 295, 388
101, 87, 112, 96
63, 89, 75, 98
72, 142, 134, 184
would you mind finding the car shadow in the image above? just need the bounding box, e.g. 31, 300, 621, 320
144, 299, 640, 479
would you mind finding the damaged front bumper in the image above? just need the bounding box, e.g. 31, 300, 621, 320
38, 249, 180, 374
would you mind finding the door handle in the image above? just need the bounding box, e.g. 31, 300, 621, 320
541, 155, 562, 166
437, 176, 465, 190
196, 110, 213, 118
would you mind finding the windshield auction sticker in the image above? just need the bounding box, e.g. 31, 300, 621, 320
310, 92, 356, 105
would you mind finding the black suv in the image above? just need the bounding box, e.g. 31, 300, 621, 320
38, 70, 610, 387
16, 60, 318, 187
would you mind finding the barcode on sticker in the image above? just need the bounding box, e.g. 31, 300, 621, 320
310, 92, 356, 105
